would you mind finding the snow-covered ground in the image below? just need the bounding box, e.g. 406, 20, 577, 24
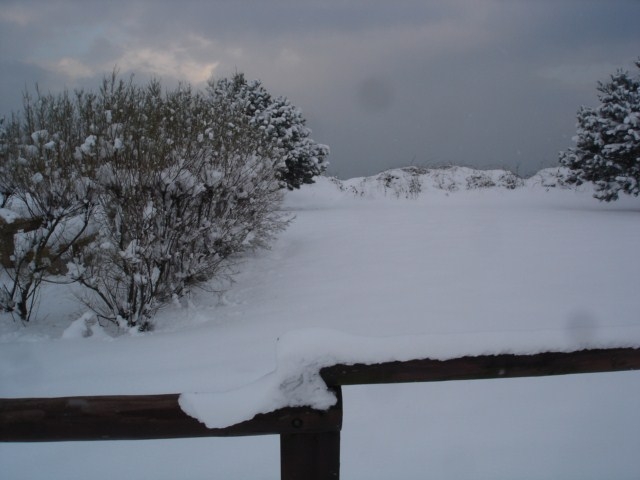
2, 168, 640, 479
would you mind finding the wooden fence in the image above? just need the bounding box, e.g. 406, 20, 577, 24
2, 347, 640, 479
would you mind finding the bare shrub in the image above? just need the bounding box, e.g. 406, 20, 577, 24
0, 89, 96, 322
2, 74, 291, 329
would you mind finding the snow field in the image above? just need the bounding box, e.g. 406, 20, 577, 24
1, 172, 640, 479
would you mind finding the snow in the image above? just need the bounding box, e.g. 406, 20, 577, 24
30, 172, 44, 184
61, 312, 110, 340
181, 324, 640, 429
30, 130, 48, 145
0, 207, 19, 224
80, 134, 96, 154
2, 168, 640, 479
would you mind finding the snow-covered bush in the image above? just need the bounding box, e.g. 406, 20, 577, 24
1, 74, 290, 329
466, 173, 496, 189
209, 73, 329, 190
0, 88, 96, 322
497, 171, 524, 190
560, 60, 640, 201
68, 76, 288, 330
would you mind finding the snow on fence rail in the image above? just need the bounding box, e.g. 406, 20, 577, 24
2, 347, 640, 480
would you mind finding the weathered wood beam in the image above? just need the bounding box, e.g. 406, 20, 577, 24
320, 347, 640, 386
2, 348, 639, 443
0, 392, 343, 442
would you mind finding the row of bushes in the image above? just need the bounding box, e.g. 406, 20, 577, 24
0, 73, 328, 329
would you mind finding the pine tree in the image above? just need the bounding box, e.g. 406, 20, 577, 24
209, 73, 329, 190
263, 96, 330, 189
560, 60, 640, 201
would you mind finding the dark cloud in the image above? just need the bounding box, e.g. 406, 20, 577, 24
1, 0, 639, 178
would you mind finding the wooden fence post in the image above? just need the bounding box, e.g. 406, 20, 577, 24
280, 431, 341, 480
280, 387, 342, 480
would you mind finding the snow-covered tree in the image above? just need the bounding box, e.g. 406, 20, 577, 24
209, 73, 329, 190
560, 60, 640, 201
262, 95, 330, 189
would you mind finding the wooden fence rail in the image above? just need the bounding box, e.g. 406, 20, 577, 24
2, 347, 640, 480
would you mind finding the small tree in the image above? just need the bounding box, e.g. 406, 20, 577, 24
263, 95, 330, 189
209, 73, 329, 190
560, 60, 640, 201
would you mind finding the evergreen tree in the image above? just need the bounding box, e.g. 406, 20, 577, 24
263, 96, 330, 189
560, 61, 640, 201
209, 73, 329, 190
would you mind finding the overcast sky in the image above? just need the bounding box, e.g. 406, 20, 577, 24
1, 0, 638, 178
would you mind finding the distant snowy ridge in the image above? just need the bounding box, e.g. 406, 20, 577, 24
328, 166, 571, 199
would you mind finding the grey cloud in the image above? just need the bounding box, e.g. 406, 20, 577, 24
1, 0, 638, 179
356, 77, 395, 113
